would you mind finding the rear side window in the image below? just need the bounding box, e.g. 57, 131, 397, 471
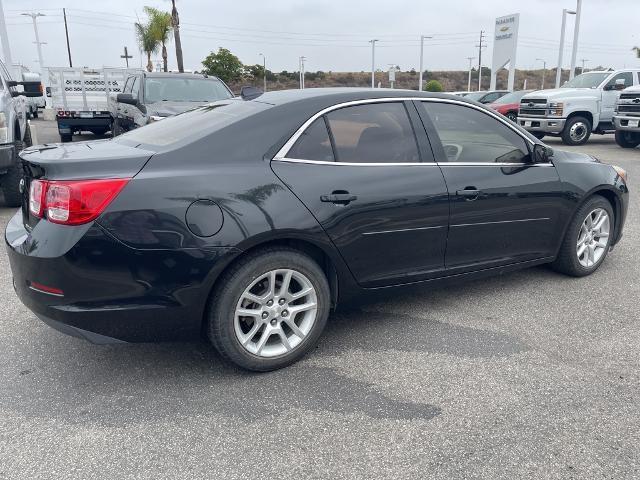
325, 102, 420, 163
286, 118, 334, 162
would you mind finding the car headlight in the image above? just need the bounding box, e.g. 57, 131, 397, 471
612, 165, 628, 184
0, 112, 7, 144
548, 102, 563, 116
149, 115, 167, 123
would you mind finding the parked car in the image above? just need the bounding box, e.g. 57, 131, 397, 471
463, 90, 510, 104
6, 89, 629, 371
0, 59, 39, 207
613, 85, 640, 148
518, 69, 640, 145
111, 72, 234, 135
487, 90, 534, 122
450, 91, 471, 97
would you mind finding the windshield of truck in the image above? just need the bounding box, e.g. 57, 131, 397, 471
492, 90, 532, 104
561, 73, 610, 89
144, 77, 233, 103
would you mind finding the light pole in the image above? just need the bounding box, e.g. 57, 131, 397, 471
466, 56, 475, 92
580, 58, 589, 74
418, 35, 432, 91
369, 39, 378, 88
21, 12, 46, 74
299, 56, 306, 89
536, 58, 547, 89
569, 0, 582, 80
259, 53, 267, 92
555, 8, 576, 88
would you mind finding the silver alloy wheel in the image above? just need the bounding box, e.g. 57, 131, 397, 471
569, 121, 588, 143
576, 208, 610, 268
234, 269, 318, 358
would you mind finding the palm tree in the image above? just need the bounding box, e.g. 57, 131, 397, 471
135, 21, 158, 73
170, 0, 184, 73
145, 6, 172, 72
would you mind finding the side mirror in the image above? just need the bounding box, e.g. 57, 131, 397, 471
532, 144, 553, 163
6, 80, 17, 87
10, 90, 42, 98
117, 93, 137, 105
614, 78, 626, 90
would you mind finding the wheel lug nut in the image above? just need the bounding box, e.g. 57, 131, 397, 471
281, 310, 288, 317
262, 312, 268, 319
270, 319, 277, 326
266, 300, 273, 307
279, 298, 286, 305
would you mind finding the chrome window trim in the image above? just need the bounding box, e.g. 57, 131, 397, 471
277, 157, 554, 168
272, 96, 539, 166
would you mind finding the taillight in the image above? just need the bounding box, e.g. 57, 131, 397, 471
29, 178, 129, 225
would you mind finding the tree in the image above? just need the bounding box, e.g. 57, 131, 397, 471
145, 6, 172, 72
170, 0, 184, 72
201, 48, 244, 83
135, 21, 159, 72
424, 79, 444, 92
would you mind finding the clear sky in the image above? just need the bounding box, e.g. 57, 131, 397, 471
3, 0, 639, 74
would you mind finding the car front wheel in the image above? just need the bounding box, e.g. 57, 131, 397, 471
551, 196, 614, 277
208, 248, 330, 371
615, 130, 640, 149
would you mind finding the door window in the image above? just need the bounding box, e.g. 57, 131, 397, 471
130, 77, 140, 100
286, 118, 334, 162
123, 77, 132, 94
605, 72, 633, 90
423, 102, 531, 164
325, 102, 420, 163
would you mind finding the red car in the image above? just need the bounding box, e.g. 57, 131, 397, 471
487, 90, 534, 122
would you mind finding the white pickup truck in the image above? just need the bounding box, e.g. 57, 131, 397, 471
518, 69, 640, 146
613, 85, 640, 148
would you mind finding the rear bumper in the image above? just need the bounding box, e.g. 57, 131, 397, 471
613, 115, 640, 132
5, 210, 240, 343
0, 143, 15, 169
517, 116, 566, 134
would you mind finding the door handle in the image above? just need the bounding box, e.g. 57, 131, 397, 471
320, 192, 357, 205
456, 187, 481, 200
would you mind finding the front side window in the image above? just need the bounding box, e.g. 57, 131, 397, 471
130, 77, 140, 99
605, 72, 634, 90
424, 102, 531, 164
325, 102, 420, 163
286, 118, 334, 162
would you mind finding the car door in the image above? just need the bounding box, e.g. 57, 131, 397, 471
416, 99, 566, 273
271, 100, 450, 288
601, 72, 635, 123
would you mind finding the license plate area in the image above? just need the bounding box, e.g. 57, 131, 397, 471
628, 119, 639, 128
78, 112, 93, 119
524, 121, 532, 127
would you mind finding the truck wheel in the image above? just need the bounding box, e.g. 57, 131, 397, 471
0, 130, 29, 207
532, 132, 545, 140
506, 111, 517, 122
60, 133, 72, 143
32, 109, 38, 119
561, 116, 591, 146
111, 119, 123, 137
614, 130, 640, 149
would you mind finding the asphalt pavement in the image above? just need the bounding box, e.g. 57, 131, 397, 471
0, 119, 638, 479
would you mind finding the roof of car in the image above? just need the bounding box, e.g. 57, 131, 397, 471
144, 72, 222, 80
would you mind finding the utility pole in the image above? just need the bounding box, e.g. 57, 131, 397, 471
259, 53, 267, 92
0, 0, 13, 67
580, 58, 588, 74
466, 56, 475, 91
22, 12, 46, 75
555, 8, 576, 88
569, 0, 582, 80
476, 30, 486, 91
536, 58, 546, 89
369, 39, 378, 88
418, 35, 432, 91
120, 46, 132, 68
63, 8, 72, 67
170, 0, 184, 73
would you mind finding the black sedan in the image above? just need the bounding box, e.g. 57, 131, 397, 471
6, 89, 629, 371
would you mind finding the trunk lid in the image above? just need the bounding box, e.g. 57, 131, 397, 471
19, 140, 154, 229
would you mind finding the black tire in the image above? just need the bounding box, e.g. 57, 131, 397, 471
614, 130, 640, 149
111, 118, 123, 137
506, 111, 517, 122
0, 125, 31, 207
60, 133, 72, 143
32, 109, 38, 119
561, 116, 592, 146
551, 195, 614, 277
531, 132, 545, 140
207, 247, 330, 371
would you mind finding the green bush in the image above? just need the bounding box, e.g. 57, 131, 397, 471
424, 80, 444, 92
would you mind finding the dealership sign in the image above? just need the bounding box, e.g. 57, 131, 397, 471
490, 13, 520, 91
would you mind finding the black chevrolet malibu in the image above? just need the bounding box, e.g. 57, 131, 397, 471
5, 89, 629, 371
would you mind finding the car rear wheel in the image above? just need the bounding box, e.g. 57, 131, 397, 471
551, 196, 614, 277
208, 247, 330, 371
561, 116, 591, 146
614, 130, 640, 148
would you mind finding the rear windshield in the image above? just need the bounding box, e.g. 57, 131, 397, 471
145, 77, 233, 103
114, 100, 269, 147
